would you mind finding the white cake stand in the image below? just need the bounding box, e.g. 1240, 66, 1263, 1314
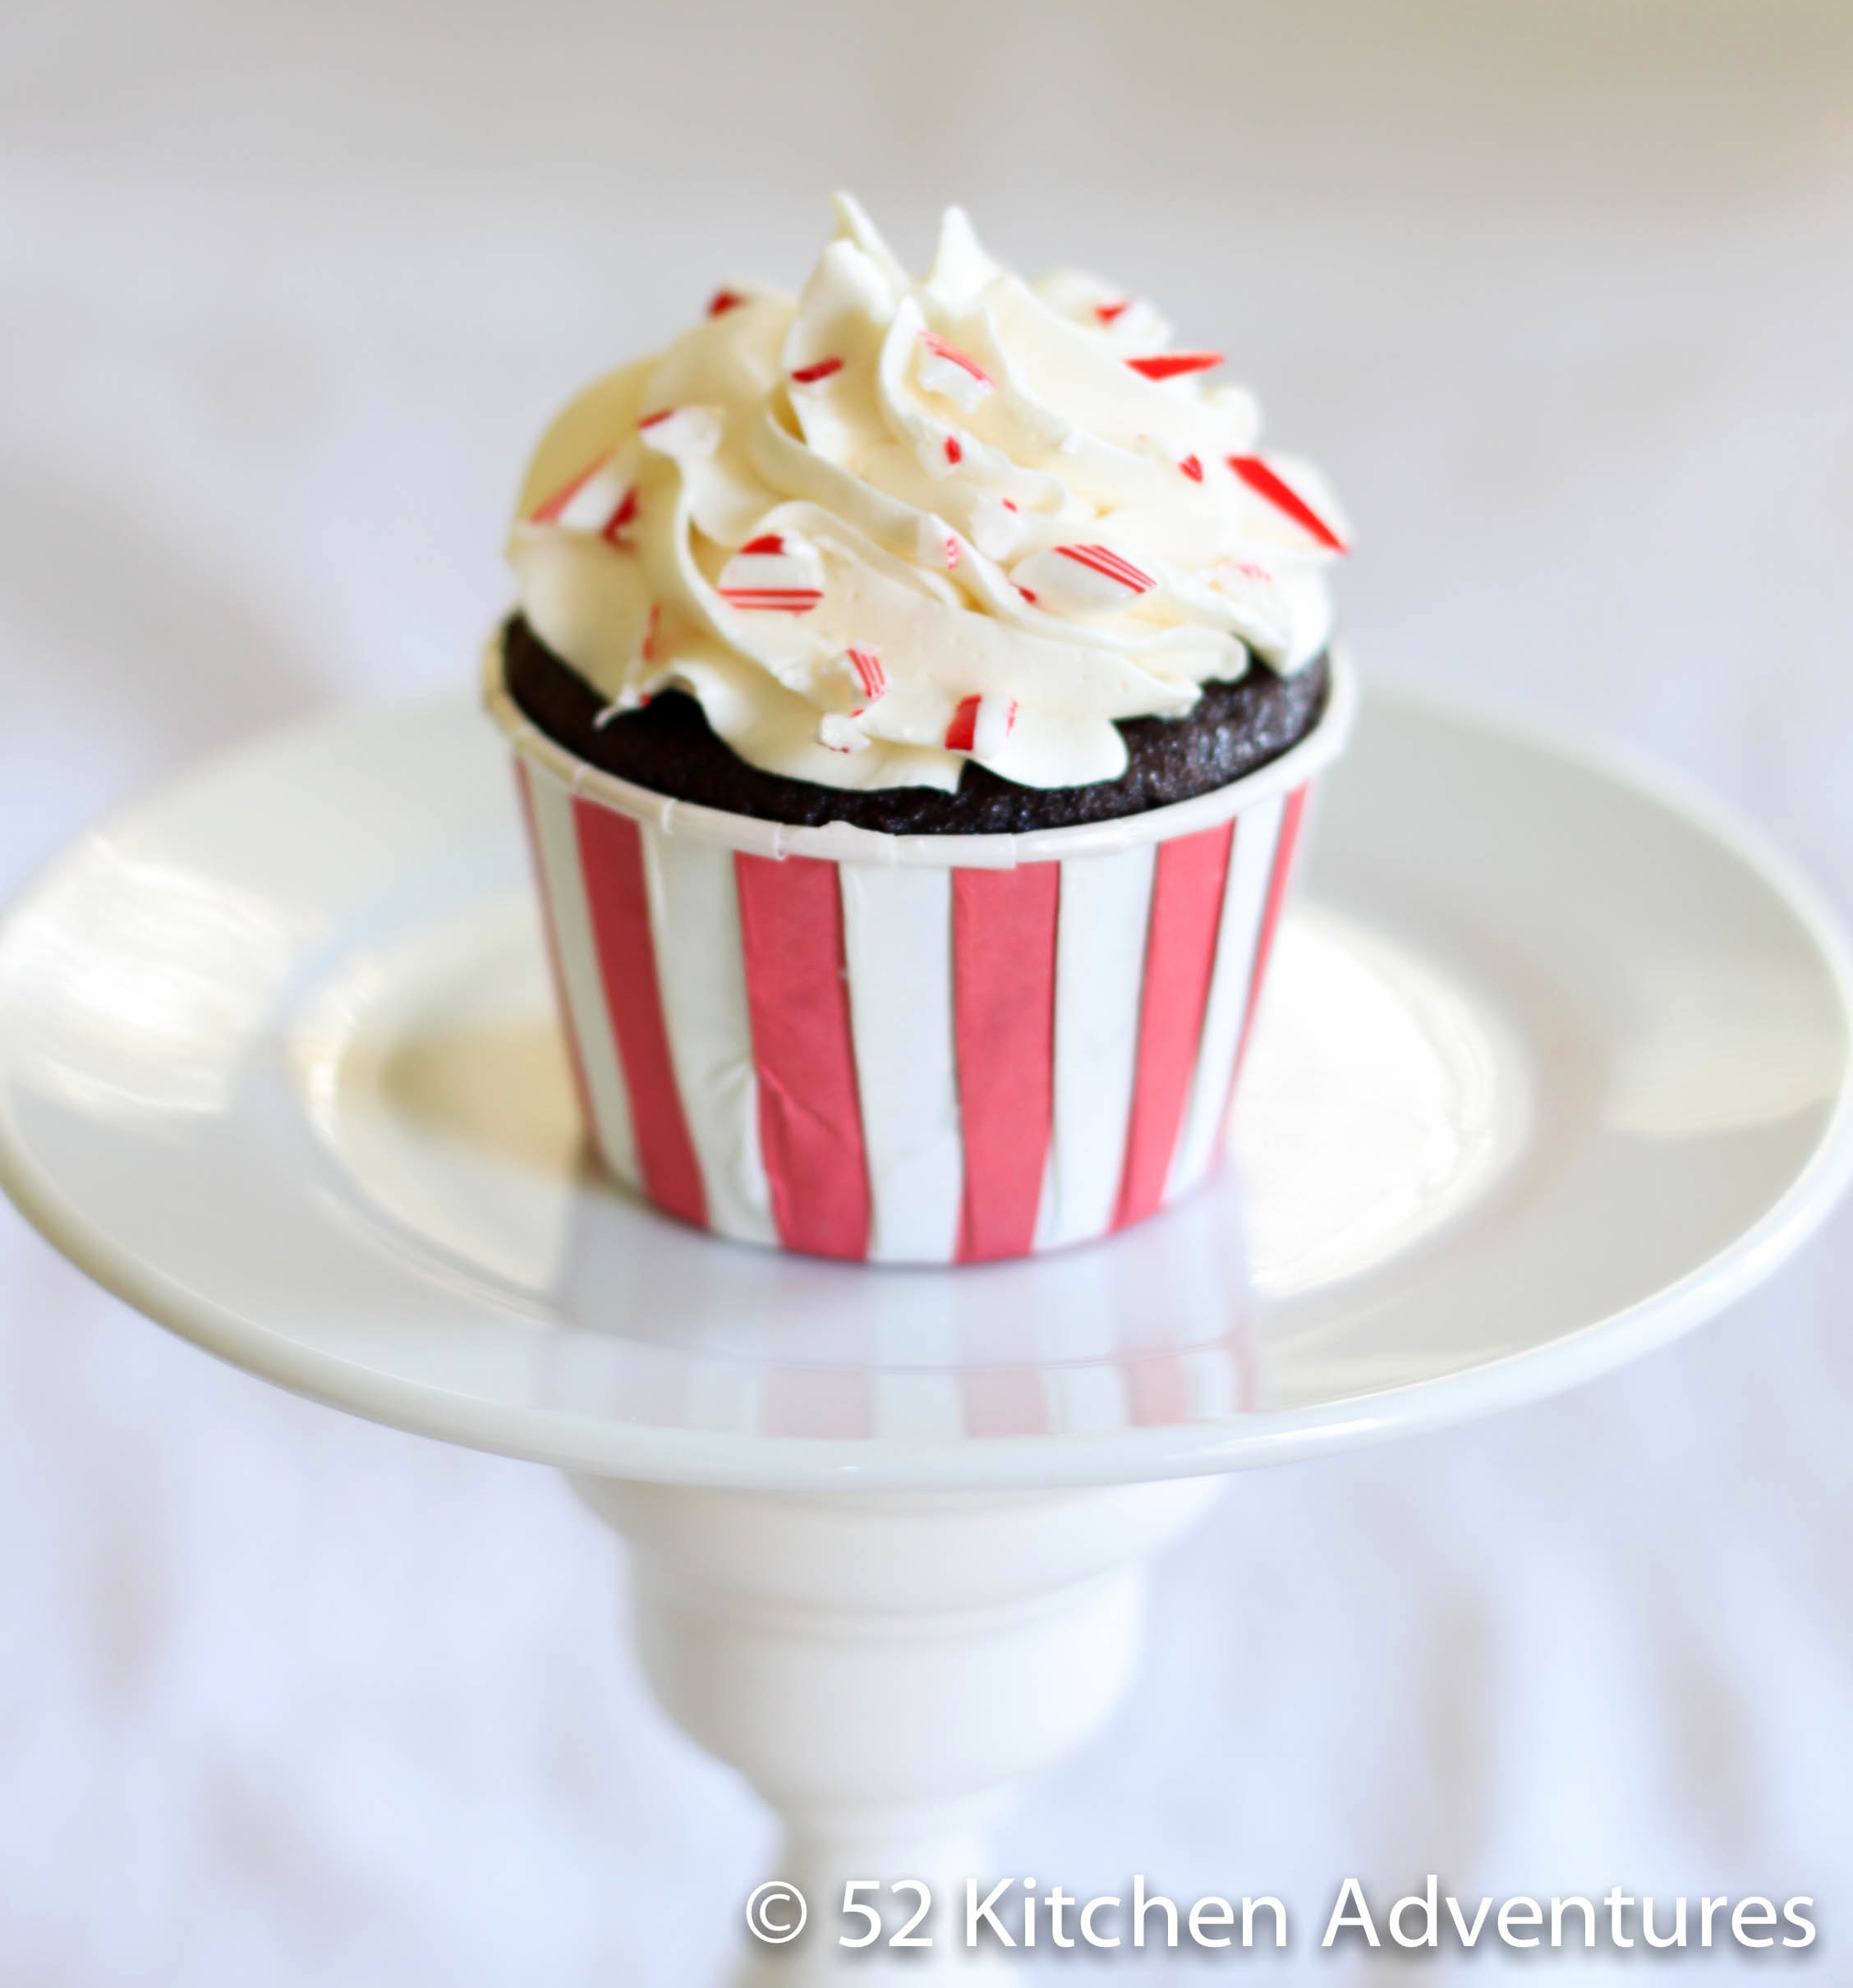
3, 682, 1851, 1980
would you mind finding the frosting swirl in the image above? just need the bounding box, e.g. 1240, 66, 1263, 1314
508, 195, 1349, 793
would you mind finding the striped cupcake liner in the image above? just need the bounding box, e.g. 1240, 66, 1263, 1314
485, 641, 1355, 1265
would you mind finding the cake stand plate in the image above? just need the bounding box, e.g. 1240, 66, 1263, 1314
4, 680, 1850, 1979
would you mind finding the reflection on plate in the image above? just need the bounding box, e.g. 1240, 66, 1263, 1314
289, 893, 1531, 1314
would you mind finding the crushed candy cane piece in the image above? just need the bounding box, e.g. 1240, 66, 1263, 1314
600, 486, 640, 545
1179, 455, 1204, 483
1125, 351, 1222, 381
944, 693, 1017, 755
707, 288, 747, 317
943, 434, 963, 465
968, 498, 1024, 562
594, 683, 653, 726
1055, 543, 1155, 590
1094, 299, 1131, 325
528, 452, 610, 526
916, 330, 995, 411
531, 457, 644, 548
718, 588, 822, 613
846, 647, 887, 701
817, 712, 871, 753
717, 531, 825, 613
1009, 541, 1157, 615
637, 405, 723, 458
1227, 456, 1348, 551
790, 355, 845, 384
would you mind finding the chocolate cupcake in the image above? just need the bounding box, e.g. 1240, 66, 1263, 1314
485, 195, 1354, 1263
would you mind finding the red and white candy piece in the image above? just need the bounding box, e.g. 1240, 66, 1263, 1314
789, 354, 846, 385
717, 532, 825, 614
967, 498, 1026, 562
914, 330, 995, 412
591, 604, 665, 725
846, 646, 886, 700
816, 712, 871, 754
637, 404, 724, 460
527, 452, 606, 525
944, 693, 1018, 757
526, 454, 640, 546
1009, 541, 1156, 615
594, 679, 655, 726
821, 645, 889, 710
1227, 455, 1349, 553
1125, 351, 1223, 382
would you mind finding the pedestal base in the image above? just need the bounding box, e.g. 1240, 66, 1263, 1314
573, 1476, 1227, 1981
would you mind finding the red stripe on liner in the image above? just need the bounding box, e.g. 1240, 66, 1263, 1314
1227, 457, 1347, 551
952, 865, 1060, 1261
735, 854, 871, 1260
572, 801, 707, 1228
1113, 820, 1236, 1231
512, 760, 594, 1132
1224, 783, 1309, 1129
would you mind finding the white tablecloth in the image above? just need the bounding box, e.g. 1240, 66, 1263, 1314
3, 1, 1850, 1976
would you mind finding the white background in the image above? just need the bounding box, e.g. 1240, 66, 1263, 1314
3, 0, 1852, 1977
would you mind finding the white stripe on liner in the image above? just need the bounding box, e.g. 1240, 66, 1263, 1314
839, 863, 963, 1264
638, 824, 776, 1246
523, 762, 639, 1184
1034, 841, 1156, 1250
1166, 790, 1285, 1200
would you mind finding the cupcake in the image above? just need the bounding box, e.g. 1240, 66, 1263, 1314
485, 195, 1354, 1264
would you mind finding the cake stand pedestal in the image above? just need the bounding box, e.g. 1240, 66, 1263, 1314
3, 681, 1851, 1982
577, 1476, 1224, 1977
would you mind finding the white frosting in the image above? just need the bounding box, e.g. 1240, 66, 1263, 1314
508, 195, 1349, 793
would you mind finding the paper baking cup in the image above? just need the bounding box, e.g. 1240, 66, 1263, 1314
485, 640, 1355, 1264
